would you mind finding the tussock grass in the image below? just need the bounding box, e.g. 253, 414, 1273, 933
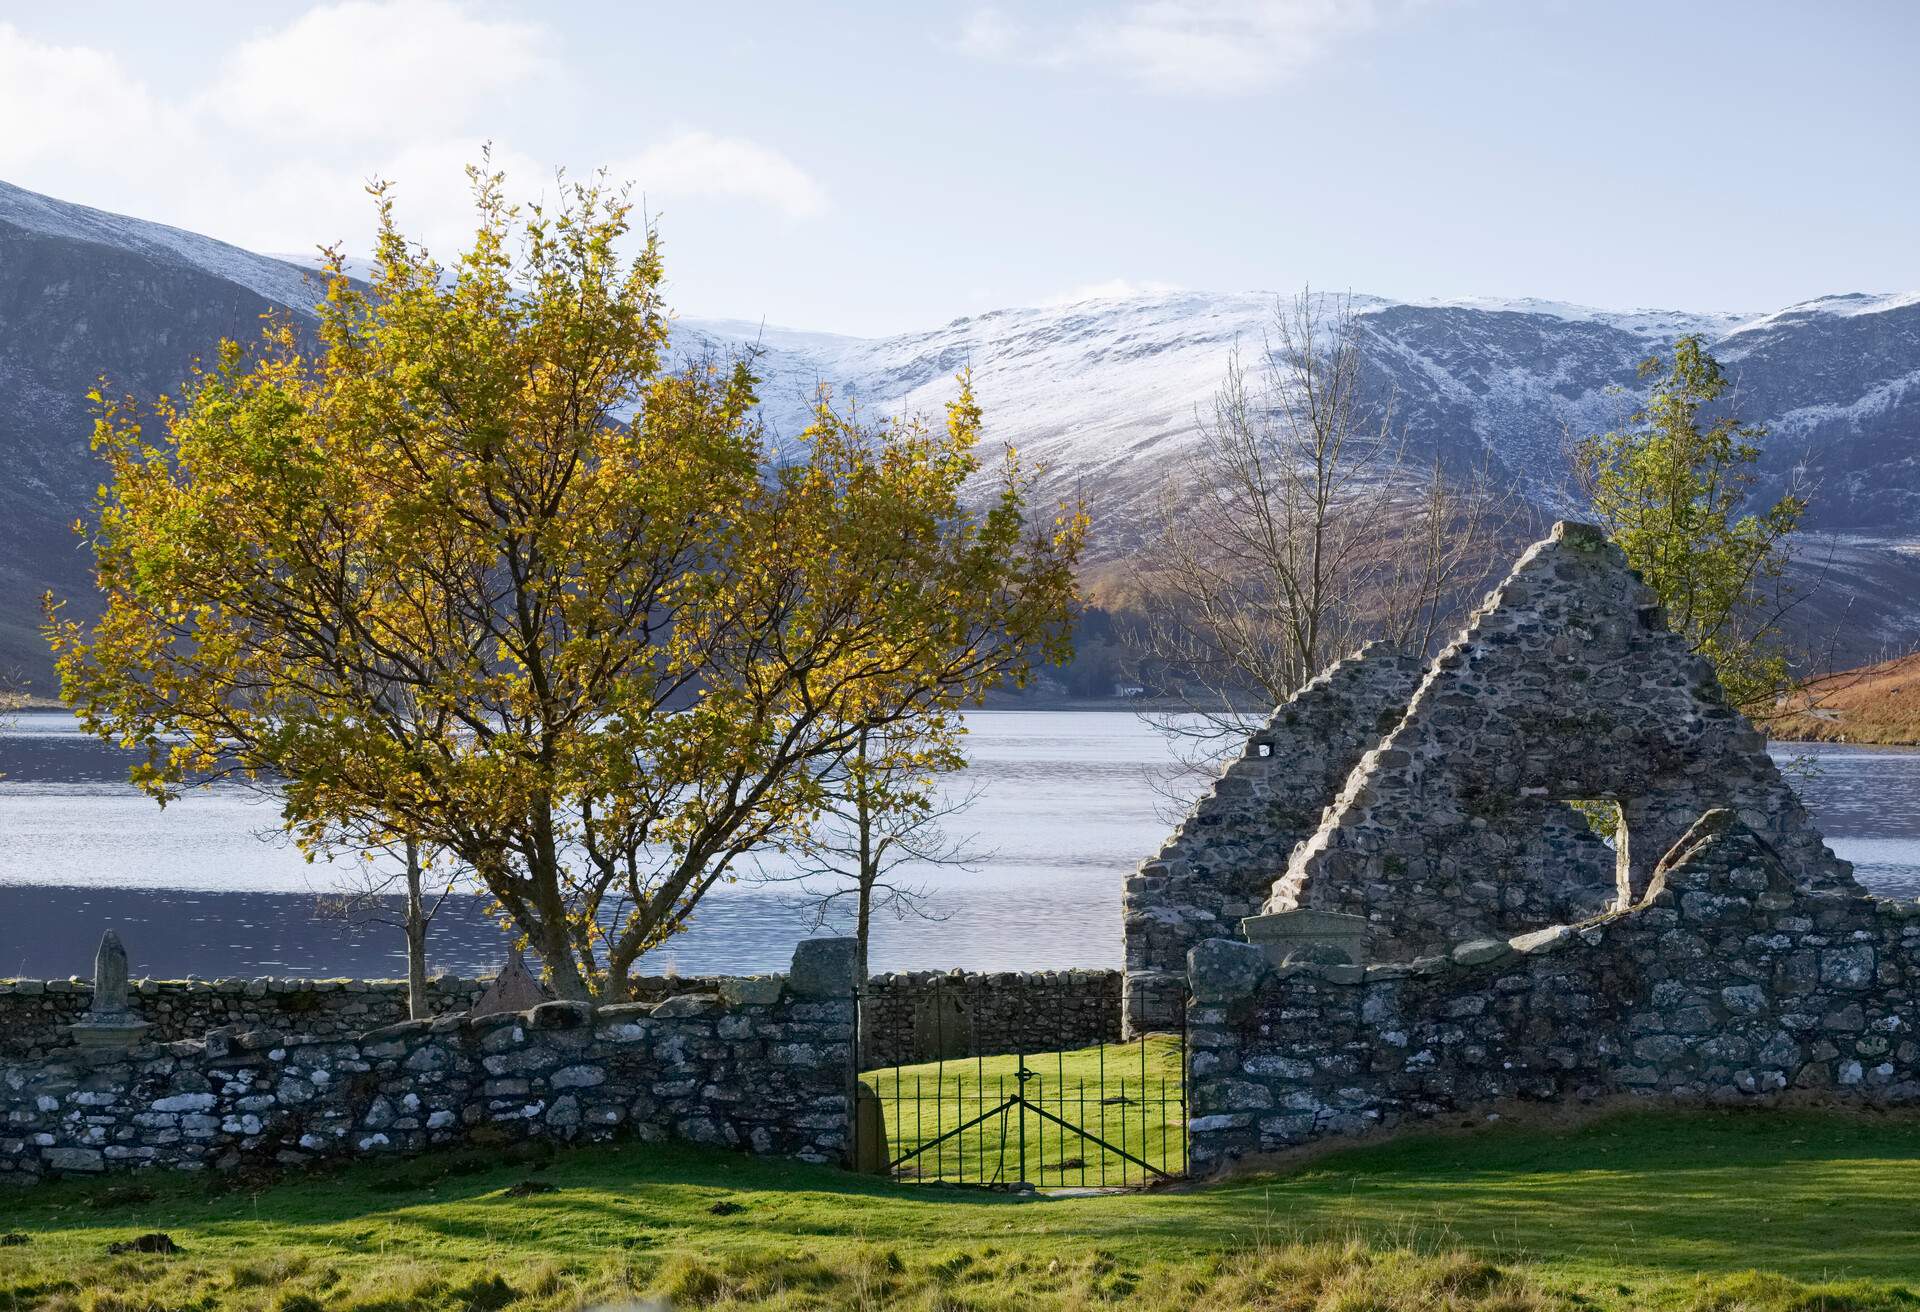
6, 1109, 1920, 1309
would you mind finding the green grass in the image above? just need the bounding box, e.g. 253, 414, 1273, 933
860, 1037, 1185, 1186
5, 1108, 1920, 1309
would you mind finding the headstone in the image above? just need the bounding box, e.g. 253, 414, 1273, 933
69, 930, 152, 1051
1239, 908, 1369, 968
471, 944, 552, 1018
93, 930, 130, 1015
852, 1083, 890, 1175
909, 986, 968, 1061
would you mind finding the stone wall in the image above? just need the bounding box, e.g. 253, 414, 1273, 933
0, 973, 747, 1062
1122, 646, 1426, 1035
859, 969, 1120, 1068
1264, 522, 1853, 962
0, 939, 857, 1182
1187, 811, 1919, 1175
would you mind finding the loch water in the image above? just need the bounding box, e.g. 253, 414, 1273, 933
0, 710, 1915, 980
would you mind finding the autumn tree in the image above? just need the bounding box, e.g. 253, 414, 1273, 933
46, 164, 1085, 1000
1575, 335, 1806, 712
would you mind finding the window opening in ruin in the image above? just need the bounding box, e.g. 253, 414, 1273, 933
1571, 799, 1624, 848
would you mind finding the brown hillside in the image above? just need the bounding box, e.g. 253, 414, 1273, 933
1767, 651, 1920, 746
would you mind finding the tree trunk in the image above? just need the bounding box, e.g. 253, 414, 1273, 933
854, 874, 873, 1067
855, 877, 872, 990
404, 838, 430, 1020
537, 902, 592, 1001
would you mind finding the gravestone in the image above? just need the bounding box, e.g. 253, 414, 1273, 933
68, 930, 151, 1050
909, 985, 969, 1061
470, 944, 552, 1017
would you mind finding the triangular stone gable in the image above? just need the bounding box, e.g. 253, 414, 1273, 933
1262, 521, 1855, 961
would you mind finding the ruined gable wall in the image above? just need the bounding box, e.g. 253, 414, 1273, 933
1122, 646, 1425, 1034
1190, 814, 1909, 1175
1265, 523, 1852, 961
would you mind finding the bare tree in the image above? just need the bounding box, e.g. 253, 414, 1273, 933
317, 837, 475, 1018
1129, 288, 1512, 762
775, 724, 977, 989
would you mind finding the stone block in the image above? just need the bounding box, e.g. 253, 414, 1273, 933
1186, 938, 1268, 1002
1450, 939, 1512, 967
787, 938, 859, 999
719, 975, 786, 1008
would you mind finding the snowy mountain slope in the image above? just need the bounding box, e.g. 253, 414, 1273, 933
2, 176, 1916, 686
0, 182, 332, 688
3, 181, 322, 314
685, 286, 1920, 547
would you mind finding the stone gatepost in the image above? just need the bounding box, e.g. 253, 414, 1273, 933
68, 929, 152, 1051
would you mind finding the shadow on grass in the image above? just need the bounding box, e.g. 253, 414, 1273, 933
9, 1107, 1920, 1289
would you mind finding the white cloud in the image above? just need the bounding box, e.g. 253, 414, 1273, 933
0, 24, 187, 175
1043, 278, 1185, 305
618, 132, 829, 222
958, 1, 1398, 94
0, 8, 826, 258
203, 0, 554, 141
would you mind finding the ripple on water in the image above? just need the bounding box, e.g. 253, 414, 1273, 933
0, 715, 1913, 977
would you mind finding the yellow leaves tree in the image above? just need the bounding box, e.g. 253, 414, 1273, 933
44, 164, 1086, 1000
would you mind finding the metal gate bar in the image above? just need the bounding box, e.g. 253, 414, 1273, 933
853, 974, 1189, 1187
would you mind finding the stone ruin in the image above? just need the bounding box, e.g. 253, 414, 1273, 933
1125, 518, 1810, 1030
1131, 521, 1895, 1170
1186, 806, 1917, 1174
1253, 521, 1855, 961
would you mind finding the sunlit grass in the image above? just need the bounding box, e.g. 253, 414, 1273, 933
7, 1108, 1920, 1309
861, 1036, 1186, 1186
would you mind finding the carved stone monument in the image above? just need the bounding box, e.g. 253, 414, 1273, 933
1240, 906, 1368, 967
68, 930, 152, 1050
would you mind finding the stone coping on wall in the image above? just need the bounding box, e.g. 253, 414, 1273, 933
0, 971, 772, 1061
1185, 810, 1920, 1175
2, 965, 1134, 1070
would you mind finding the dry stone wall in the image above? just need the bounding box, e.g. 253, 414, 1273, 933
0, 973, 758, 1062
860, 969, 1119, 1067
1264, 522, 1854, 961
1188, 812, 1917, 1175
0, 939, 858, 1183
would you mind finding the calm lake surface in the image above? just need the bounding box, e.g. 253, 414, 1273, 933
1, 710, 1915, 980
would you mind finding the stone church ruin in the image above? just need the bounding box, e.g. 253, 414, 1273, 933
1135, 521, 1896, 1171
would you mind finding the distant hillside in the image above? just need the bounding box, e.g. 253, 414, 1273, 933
2, 176, 1917, 691
0, 179, 325, 691
1770, 651, 1920, 746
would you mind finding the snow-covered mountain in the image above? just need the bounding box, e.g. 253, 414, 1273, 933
680, 288, 1920, 552
2, 177, 1916, 688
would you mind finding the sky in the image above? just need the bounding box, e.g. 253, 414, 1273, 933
2, 1, 1915, 337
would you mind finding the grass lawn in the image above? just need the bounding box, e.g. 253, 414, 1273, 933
861, 1037, 1186, 1186
5, 1108, 1920, 1309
